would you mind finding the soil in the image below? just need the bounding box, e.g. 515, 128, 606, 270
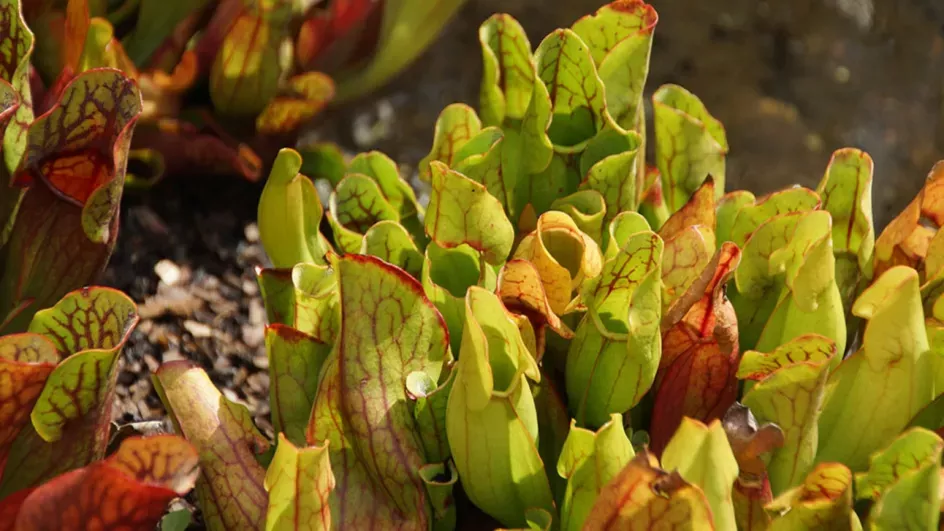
99, 0, 944, 526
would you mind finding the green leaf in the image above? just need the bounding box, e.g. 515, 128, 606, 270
662, 418, 739, 531
571, 0, 657, 130
652, 84, 727, 212
557, 414, 635, 531
258, 148, 331, 268
854, 428, 942, 530
817, 267, 935, 471
425, 161, 514, 265
266, 324, 331, 447
419, 103, 482, 182
445, 287, 554, 527
306, 255, 452, 529
566, 231, 662, 427
767, 463, 860, 530
264, 433, 334, 531
478, 14, 534, 126
154, 361, 269, 531
738, 334, 837, 495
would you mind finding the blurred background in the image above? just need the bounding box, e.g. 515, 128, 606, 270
320, 0, 944, 228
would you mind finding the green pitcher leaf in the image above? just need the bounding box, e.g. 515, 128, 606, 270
121, 0, 209, 65
419, 103, 482, 182
306, 255, 451, 529
571, 0, 658, 130
715, 190, 755, 245
817, 266, 935, 471
257, 263, 340, 345
532, 28, 609, 152
579, 130, 641, 235
766, 463, 859, 530
605, 211, 651, 258
425, 161, 514, 265
360, 221, 424, 278
209, 8, 285, 116
652, 84, 727, 213
266, 324, 331, 447
478, 14, 534, 126
550, 190, 607, 246
422, 242, 496, 354
453, 128, 517, 216
738, 334, 837, 495
446, 287, 553, 527
583, 451, 715, 530
557, 413, 635, 531
566, 230, 662, 428
514, 211, 603, 315
154, 361, 270, 531
407, 367, 455, 465
816, 148, 875, 313
0, 0, 34, 178
661, 226, 715, 310
258, 148, 330, 268
418, 461, 458, 531
349, 151, 424, 229
854, 428, 942, 530
728, 187, 821, 248
328, 173, 400, 253
662, 417, 739, 531
264, 433, 334, 531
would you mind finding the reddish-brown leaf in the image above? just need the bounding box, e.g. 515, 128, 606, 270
3, 435, 198, 531
649, 242, 741, 454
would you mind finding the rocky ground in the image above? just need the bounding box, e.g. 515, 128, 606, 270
99, 0, 944, 524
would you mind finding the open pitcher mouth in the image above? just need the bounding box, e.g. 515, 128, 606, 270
32, 149, 113, 206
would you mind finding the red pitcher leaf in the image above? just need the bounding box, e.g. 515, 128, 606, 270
266, 324, 331, 447
131, 119, 263, 182
0, 488, 31, 531
0, 287, 138, 494
306, 254, 451, 529
583, 450, 715, 530
295, 0, 378, 70
0, 333, 58, 475
497, 259, 574, 345
418, 103, 482, 182
256, 71, 336, 135
153, 360, 269, 531
62, 0, 88, 72
0, 69, 141, 331
265, 433, 334, 531
650, 242, 741, 455
658, 177, 716, 243
6, 434, 198, 531
874, 161, 944, 279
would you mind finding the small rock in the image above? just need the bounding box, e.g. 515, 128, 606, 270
154, 259, 183, 286
183, 320, 213, 338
